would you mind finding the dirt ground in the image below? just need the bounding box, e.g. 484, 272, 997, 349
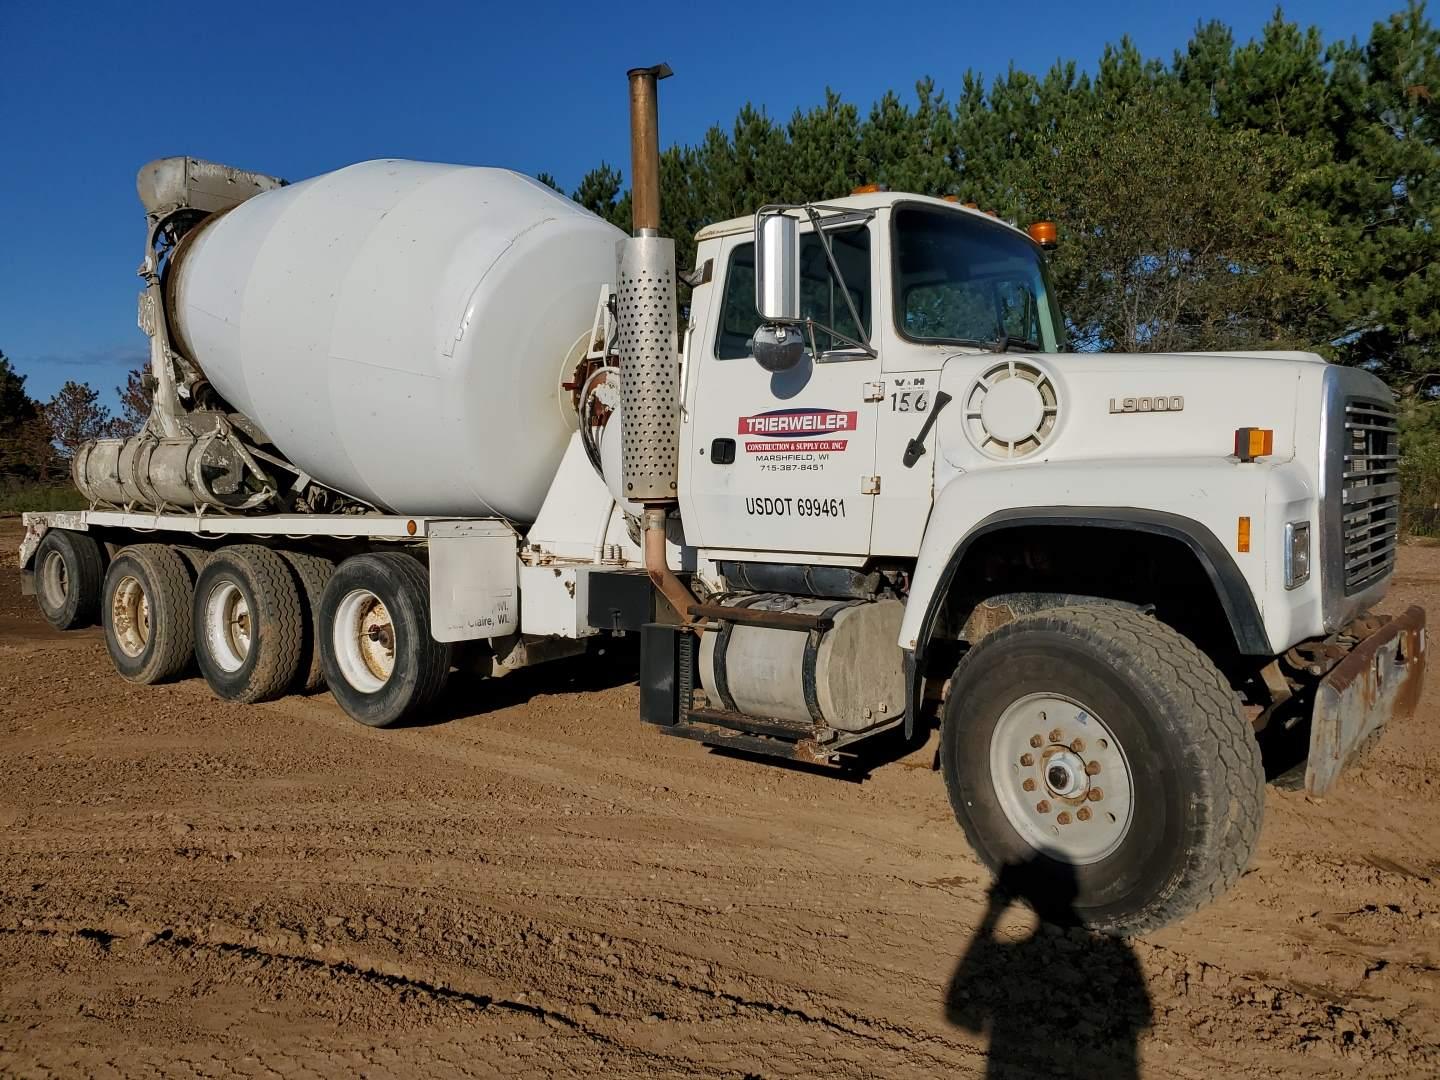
0, 518, 1437, 1079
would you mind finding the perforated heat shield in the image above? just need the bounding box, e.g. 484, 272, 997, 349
616, 236, 679, 501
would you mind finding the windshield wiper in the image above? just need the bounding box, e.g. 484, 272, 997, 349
986, 333, 1043, 354
947, 335, 1044, 354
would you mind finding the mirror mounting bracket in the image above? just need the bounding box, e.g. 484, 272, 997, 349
753, 203, 878, 360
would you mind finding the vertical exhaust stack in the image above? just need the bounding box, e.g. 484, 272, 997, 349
616, 63, 698, 623
627, 64, 670, 236
617, 63, 678, 503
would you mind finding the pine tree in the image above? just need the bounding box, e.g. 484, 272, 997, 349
45, 381, 115, 463
0, 351, 54, 482
112, 367, 151, 437
572, 163, 625, 226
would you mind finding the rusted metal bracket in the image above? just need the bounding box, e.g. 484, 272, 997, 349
687, 604, 834, 632
1306, 605, 1426, 797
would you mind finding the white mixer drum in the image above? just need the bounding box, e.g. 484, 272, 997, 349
169, 160, 625, 519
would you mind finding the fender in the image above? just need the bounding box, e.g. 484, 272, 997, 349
899, 504, 1272, 739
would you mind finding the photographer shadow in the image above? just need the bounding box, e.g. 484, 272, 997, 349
945, 857, 1153, 1080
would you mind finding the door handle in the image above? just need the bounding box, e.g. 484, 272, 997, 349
711, 438, 736, 464
902, 391, 952, 468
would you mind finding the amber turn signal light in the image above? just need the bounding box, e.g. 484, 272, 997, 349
1234, 428, 1274, 462
1027, 221, 1058, 248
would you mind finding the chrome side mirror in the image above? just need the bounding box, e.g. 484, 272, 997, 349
754, 210, 800, 322
753, 209, 803, 370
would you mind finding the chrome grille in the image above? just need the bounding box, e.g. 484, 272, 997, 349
1341, 399, 1399, 594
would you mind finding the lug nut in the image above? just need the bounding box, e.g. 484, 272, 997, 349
1022, 778, 1036, 792
1048, 728, 1063, 743
1070, 738, 1085, 753
1085, 761, 1102, 776
1020, 753, 1035, 767
1087, 788, 1104, 802
1077, 807, 1092, 821
1056, 811, 1072, 825
1036, 800, 1051, 814
1029, 734, 1043, 748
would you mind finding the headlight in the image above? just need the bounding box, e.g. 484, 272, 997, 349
1285, 521, 1311, 589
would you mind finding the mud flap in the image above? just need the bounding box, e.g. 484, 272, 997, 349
1306, 606, 1426, 797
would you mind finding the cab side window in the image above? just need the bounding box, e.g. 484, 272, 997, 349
714, 226, 871, 359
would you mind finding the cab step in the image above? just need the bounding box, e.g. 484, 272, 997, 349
658, 712, 836, 766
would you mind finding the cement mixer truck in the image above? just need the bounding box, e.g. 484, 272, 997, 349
17, 65, 1425, 934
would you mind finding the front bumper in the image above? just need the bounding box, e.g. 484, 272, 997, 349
1306, 606, 1426, 796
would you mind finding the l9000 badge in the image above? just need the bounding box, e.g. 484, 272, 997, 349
1109, 396, 1184, 414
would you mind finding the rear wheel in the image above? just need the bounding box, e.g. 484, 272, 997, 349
102, 545, 195, 684
193, 545, 304, 703
33, 529, 105, 630
319, 552, 450, 727
278, 549, 335, 694
940, 605, 1264, 936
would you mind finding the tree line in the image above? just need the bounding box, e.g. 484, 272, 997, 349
3, 4, 1435, 516
0, 353, 146, 485
547, 3, 1435, 384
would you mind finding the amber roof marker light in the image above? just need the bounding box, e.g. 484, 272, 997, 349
1028, 221, 1058, 249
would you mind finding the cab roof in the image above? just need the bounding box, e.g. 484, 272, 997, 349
692, 190, 1027, 242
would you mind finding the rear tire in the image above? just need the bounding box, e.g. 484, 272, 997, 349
940, 605, 1264, 936
102, 545, 195, 684
319, 552, 450, 728
278, 549, 335, 694
193, 545, 304, 703
173, 545, 213, 578
33, 529, 105, 630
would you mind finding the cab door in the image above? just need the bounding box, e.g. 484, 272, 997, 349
683, 219, 879, 557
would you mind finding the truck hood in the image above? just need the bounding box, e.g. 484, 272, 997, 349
929, 348, 1351, 469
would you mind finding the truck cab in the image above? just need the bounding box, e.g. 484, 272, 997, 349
682, 193, 1062, 565
678, 191, 1390, 663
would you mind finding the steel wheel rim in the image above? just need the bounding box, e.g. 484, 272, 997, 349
204, 580, 251, 673
39, 549, 69, 611
111, 575, 150, 658
988, 692, 1134, 865
333, 588, 394, 693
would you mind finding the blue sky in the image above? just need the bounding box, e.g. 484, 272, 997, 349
0, 0, 1401, 405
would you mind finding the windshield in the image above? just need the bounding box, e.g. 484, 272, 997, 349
892, 204, 1063, 351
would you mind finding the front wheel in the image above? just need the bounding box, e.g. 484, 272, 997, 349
318, 553, 450, 727
940, 605, 1263, 936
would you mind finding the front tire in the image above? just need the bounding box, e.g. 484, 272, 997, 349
193, 545, 305, 704
33, 528, 105, 630
940, 605, 1263, 936
102, 545, 195, 684
318, 553, 450, 727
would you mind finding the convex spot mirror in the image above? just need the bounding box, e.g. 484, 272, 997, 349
752, 325, 806, 373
